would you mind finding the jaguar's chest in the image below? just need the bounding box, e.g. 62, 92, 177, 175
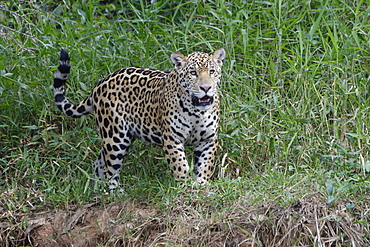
159, 93, 219, 145
177, 110, 219, 145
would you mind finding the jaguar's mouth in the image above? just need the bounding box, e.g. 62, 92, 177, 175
192, 95, 214, 106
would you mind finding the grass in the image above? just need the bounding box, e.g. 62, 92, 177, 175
1, 0, 370, 245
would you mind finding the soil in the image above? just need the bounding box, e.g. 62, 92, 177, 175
1, 192, 368, 246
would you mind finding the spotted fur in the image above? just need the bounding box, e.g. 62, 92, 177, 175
53, 48, 226, 191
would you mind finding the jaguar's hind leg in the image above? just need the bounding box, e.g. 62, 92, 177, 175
103, 138, 133, 192
92, 150, 105, 192
96, 120, 135, 193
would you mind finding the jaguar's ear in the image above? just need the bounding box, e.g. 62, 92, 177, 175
171, 52, 187, 70
212, 48, 226, 67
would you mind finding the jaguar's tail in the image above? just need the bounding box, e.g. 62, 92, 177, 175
53, 49, 93, 118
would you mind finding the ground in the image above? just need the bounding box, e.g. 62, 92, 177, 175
1, 191, 367, 246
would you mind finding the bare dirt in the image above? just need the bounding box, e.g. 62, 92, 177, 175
1, 192, 369, 246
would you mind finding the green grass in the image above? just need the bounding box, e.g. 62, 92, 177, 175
1, 0, 370, 244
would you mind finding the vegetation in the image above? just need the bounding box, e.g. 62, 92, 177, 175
1, 0, 369, 246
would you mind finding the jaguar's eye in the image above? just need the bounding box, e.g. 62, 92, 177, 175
190, 71, 197, 76
209, 69, 215, 75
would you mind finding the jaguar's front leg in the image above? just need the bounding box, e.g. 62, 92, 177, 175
163, 137, 190, 182
193, 139, 217, 184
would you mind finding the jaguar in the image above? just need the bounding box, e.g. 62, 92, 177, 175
53, 48, 225, 191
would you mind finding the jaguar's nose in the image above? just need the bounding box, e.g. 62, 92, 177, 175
199, 85, 212, 93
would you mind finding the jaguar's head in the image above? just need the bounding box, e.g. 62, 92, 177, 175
171, 48, 226, 109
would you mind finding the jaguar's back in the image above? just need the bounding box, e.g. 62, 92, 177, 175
91, 67, 170, 147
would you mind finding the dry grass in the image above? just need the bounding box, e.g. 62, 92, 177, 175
1, 192, 368, 246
